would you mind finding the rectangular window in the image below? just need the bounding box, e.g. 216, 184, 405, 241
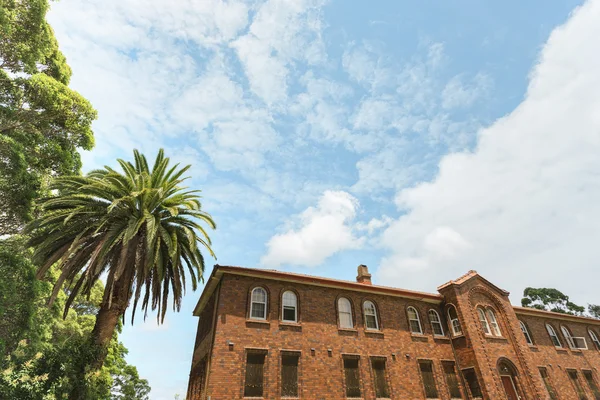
371, 358, 390, 398
442, 361, 462, 399
584, 370, 600, 400
281, 353, 299, 397
343, 357, 361, 398
462, 368, 483, 399
539, 367, 558, 400
419, 360, 439, 399
244, 352, 266, 397
568, 369, 588, 400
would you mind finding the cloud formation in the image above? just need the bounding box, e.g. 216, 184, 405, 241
261, 191, 364, 267
377, 0, 600, 304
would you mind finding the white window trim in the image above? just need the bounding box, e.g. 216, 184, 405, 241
546, 324, 562, 348
250, 287, 267, 320
486, 309, 502, 337
477, 308, 491, 335
363, 301, 379, 330
407, 306, 423, 334
338, 297, 353, 329
281, 290, 297, 323
589, 329, 600, 350
519, 321, 533, 345
561, 326, 587, 350
447, 306, 462, 336
428, 309, 445, 337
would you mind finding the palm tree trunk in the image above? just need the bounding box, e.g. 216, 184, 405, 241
69, 274, 132, 400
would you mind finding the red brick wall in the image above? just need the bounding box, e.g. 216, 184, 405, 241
516, 312, 600, 399
187, 272, 600, 400
196, 274, 462, 400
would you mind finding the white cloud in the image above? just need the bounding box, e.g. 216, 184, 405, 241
377, 0, 600, 304
261, 191, 364, 267
231, 0, 327, 105
441, 73, 493, 110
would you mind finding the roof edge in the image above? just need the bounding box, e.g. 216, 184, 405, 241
513, 306, 600, 325
192, 266, 223, 316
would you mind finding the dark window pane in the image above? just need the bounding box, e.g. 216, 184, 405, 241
539, 367, 558, 400
443, 362, 462, 399
343, 358, 361, 398
366, 314, 378, 330
410, 319, 422, 333
568, 370, 588, 400
251, 302, 266, 319
281, 354, 299, 397
432, 322, 444, 336
419, 361, 439, 398
463, 368, 483, 398
244, 353, 265, 397
584, 370, 600, 400
372, 359, 390, 398
283, 306, 296, 322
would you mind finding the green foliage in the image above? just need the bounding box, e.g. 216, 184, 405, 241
0, 238, 151, 399
0, 0, 97, 235
589, 304, 600, 319
521, 287, 585, 315
27, 149, 216, 326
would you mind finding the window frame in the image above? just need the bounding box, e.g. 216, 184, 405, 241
363, 300, 380, 331
337, 297, 354, 329
281, 290, 298, 323
519, 320, 533, 345
342, 355, 362, 398
561, 325, 577, 349
249, 287, 268, 320
546, 324, 562, 348
567, 369, 588, 400
442, 361, 463, 400
407, 306, 423, 335
418, 359, 439, 399
485, 308, 502, 336
589, 329, 600, 350
539, 367, 558, 400
243, 350, 267, 398
447, 305, 462, 336
428, 309, 445, 337
370, 357, 391, 399
477, 307, 491, 335
280, 351, 300, 398
582, 369, 600, 400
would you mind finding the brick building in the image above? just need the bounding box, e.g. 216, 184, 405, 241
186, 265, 600, 399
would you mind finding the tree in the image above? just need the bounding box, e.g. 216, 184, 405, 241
588, 304, 600, 319
26, 149, 216, 398
0, 0, 97, 235
521, 287, 585, 315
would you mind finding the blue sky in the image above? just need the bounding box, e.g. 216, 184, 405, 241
46, 0, 600, 398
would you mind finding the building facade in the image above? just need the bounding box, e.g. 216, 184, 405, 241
186, 265, 600, 399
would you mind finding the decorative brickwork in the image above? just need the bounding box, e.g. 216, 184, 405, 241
187, 266, 600, 399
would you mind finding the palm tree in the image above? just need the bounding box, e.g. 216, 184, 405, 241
25, 149, 215, 373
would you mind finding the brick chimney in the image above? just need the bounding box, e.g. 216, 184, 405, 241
356, 264, 372, 285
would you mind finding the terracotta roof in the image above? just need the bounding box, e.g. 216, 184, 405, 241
437, 270, 509, 296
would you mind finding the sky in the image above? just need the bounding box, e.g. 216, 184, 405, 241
45, 0, 600, 398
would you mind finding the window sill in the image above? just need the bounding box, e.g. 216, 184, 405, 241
246, 319, 270, 325
365, 330, 384, 337
450, 334, 465, 339
338, 327, 358, 332
570, 348, 584, 353
433, 335, 451, 341
279, 321, 301, 327
484, 335, 508, 342
527, 345, 538, 350
555, 347, 568, 353
410, 333, 429, 340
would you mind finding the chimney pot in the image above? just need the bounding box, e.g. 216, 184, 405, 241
356, 264, 372, 285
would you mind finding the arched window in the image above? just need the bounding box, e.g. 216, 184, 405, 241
477, 307, 491, 335
486, 309, 501, 336
447, 305, 462, 336
546, 324, 562, 347
407, 306, 422, 334
589, 329, 600, 350
561, 326, 576, 349
428, 310, 445, 337
338, 297, 353, 329
363, 301, 379, 330
250, 287, 268, 320
281, 291, 297, 322
519, 321, 533, 345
